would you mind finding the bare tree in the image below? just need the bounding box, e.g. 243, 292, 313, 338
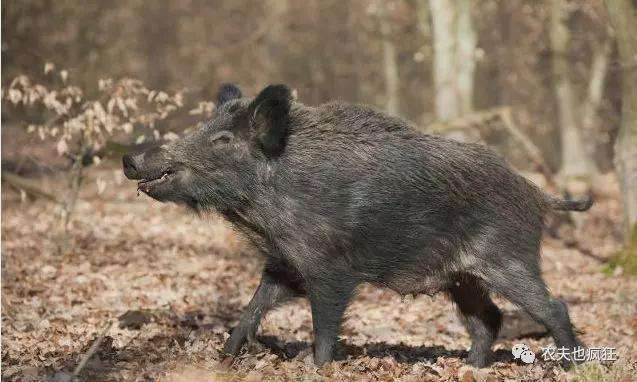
581, 38, 611, 141
263, 0, 288, 84
376, 0, 400, 115
455, 0, 475, 116
141, 0, 178, 89
428, 0, 476, 121
550, 0, 598, 185
429, 0, 459, 121
581, 37, 611, 165
605, 0, 637, 259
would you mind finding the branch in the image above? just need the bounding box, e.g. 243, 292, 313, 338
425, 107, 507, 134
37, 85, 114, 134
424, 107, 557, 189
72, 320, 113, 379
1, 170, 59, 203
498, 108, 557, 189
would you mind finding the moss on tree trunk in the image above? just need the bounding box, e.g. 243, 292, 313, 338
606, 0, 637, 274
616, 224, 637, 274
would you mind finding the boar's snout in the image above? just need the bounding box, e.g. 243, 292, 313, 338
122, 153, 144, 180
122, 147, 182, 201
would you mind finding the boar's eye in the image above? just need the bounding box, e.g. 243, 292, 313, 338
210, 130, 234, 145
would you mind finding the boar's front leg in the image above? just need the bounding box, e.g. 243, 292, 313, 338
222, 262, 302, 359
308, 277, 357, 365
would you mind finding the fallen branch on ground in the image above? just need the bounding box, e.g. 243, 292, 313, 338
72, 320, 113, 379
424, 106, 557, 190
2, 170, 59, 202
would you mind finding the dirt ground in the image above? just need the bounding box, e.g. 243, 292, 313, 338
2, 166, 636, 381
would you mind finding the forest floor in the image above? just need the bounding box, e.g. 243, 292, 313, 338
2, 166, 637, 381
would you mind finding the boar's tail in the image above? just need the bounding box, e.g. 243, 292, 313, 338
544, 194, 594, 212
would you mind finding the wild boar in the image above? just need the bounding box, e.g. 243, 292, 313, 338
123, 83, 591, 367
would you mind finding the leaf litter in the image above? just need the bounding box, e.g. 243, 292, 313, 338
2, 168, 636, 381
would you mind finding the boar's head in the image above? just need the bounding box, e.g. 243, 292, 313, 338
122, 83, 293, 210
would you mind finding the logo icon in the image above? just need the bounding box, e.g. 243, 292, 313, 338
512, 343, 536, 364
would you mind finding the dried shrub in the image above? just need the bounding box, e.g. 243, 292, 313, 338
2, 64, 214, 252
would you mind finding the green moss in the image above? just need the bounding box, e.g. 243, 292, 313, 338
568, 361, 634, 382
601, 262, 617, 277
614, 223, 637, 276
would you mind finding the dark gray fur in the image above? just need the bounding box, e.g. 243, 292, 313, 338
123, 84, 591, 367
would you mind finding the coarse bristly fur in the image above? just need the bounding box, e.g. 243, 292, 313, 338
123, 83, 593, 368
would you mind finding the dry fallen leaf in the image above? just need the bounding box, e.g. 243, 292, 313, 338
1, 168, 635, 381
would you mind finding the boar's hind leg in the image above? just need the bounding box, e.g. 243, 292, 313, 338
222, 266, 301, 357
308, 279, 357, 365
482, 264, 581, 367
448, 275, 502, 367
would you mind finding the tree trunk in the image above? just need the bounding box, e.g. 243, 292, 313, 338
605, 0, 637, 259
428, 0, 475, 122
581, 38, 611, 163
416, 0, 431, 42
416, 0, 432, 124
581, 39, 611, 136
142, 0, 177, 89
550, 0, 597, 184
376, 0, 400, 115
455, 0, 475, 116
429, 0, 460, 121
263, 0, 288, 84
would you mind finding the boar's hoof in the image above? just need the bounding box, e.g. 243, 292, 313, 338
313, 352, 334, 366
466, 351, 490, 368
246, 338, 266, 354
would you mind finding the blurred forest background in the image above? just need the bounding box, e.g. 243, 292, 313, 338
2, 1, 637, 380
2, 0, 636, 253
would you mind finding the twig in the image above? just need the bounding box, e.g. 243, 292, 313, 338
42, 88, 112, 130
498, 108, 557, 190
72, 320, 113, 379
60, 131, 88, 253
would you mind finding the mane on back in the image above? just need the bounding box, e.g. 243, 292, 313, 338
289, 102, 413, 136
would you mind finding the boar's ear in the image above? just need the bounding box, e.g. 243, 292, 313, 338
249, 84, 292, 157
217, 83, 242, 106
